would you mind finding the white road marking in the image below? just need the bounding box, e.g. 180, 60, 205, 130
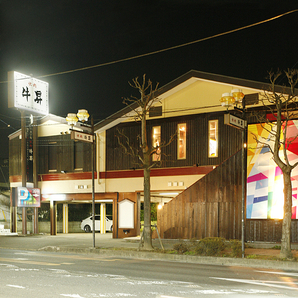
255, 270, 298, 277
60, 295, 85, 298
157, 296, 186, 298
6, 284, 26, 289
211, 277, 298, 291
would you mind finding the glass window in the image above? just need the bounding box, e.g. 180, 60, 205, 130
74, 141, 83, 170
152, 126, 161, 161
208, 120, 218, 158
48, 142, 57, 172
177, 123, 186, 159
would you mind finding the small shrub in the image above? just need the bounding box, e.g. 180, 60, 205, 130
246, 254, 257, 259
173, 241, 190, 254
229, 239, 242, 258
194, 237, 226, 256
271, 245, 281, 250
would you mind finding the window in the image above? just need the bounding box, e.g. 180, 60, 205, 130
208, 120, 218, 157
177, 123, 186, 159
74, 141, 83, 170
152, 126, 161, 161
48, 142, 57, 172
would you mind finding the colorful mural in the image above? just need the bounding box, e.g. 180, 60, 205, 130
247, 121, 298, 219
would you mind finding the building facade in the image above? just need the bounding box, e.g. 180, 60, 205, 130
10, 70, 287, 240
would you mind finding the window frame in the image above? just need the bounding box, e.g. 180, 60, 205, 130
152, 126, 161, 161
48, 141, 58, 172
177, 123, 186, 160
208, 119, 218, 158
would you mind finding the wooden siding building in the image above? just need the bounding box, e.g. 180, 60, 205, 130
9, 70, 296, 242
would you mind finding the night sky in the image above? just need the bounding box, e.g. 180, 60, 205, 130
0, 0, 298, 159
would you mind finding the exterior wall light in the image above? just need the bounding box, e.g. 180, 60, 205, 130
220, 89, 244, 107
66, 113, 78, 127
77, 109, 89, 122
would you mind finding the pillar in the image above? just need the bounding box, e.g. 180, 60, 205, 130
63, 203, 68, 234
33, 116, 39, 234
50, 200, 57, 235
100, 203, 106, 234
10, 206, 17, 233
21, 111, 27, 235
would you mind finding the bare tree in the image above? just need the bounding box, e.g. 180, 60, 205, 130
253, 69, 298, 259
117, 75, 175, 250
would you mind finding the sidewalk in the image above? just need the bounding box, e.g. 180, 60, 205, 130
0, 233, 298, 271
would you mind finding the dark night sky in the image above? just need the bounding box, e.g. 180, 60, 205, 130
0, 0, 298, 159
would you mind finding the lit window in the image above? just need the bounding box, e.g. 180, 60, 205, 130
152, 126, 161, 161
177, 123, 186, 159
208, 120, 218, 157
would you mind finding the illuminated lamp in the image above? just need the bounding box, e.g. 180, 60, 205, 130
220, 93, 235, 107
231, 89, 244, 104
77, 109, 89, 122
66, 113, 78, 126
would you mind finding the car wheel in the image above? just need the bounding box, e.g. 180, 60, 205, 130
110, 225, 113, 232
84, 225, 91, 233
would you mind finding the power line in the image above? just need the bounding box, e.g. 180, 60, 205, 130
0, 10, 297, 84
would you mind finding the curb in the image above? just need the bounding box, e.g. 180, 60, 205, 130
38, 246, 298, 271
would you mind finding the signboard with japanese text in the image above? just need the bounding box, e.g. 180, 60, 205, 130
224, 113, 247, 130
26, 125, 33, 182
11, 187, 40, 208
71, 130, 94, 143
8, 71, 49, 115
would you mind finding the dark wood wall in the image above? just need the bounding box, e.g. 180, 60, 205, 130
9, 136, 21, 176
38, 135, 92, 174
157, 150, 243, 240
9, 134, 93, 176
106, 111, 243, 171
246, 219, 298, 243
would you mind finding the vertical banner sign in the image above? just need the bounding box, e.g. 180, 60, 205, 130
26, 125, 33, 182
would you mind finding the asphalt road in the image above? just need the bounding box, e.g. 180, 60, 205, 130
0, 248, 298, 298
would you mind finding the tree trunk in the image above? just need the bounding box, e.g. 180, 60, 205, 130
141, 109, 153, 250
143, 163, 153, 250
280, 171, 293, 259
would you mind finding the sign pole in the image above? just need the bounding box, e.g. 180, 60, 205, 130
21, 111, 27, 235
33, 116, 39, 234
92, 115, 95, 248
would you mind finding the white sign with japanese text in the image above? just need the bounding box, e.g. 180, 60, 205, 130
8, 71, 49, 115
224, 113, 247, 130
71, 130, 94, 143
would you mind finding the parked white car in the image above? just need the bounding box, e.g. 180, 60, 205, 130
81, 215, 113, 233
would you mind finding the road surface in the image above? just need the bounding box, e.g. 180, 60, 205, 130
0, 248, 298, 297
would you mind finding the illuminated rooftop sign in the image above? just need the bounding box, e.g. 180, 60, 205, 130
8, 71, 49, 115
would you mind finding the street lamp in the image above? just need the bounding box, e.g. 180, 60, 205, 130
220, 89, 246, 259
66, 109, 96, 248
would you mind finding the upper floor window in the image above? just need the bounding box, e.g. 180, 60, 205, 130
208, 120, 218, 158
177, 123, 186, 159
74, 141, 83, 170
48, 141, 57, 172
152, 126, 161, 161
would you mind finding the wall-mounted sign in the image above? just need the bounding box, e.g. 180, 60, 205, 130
11, 187, 40, 208
26, 125, 33, 182
71, 130, 93, 143
118, 199, 134, 229
224, 113, 247, 130
8, 71, 49, 115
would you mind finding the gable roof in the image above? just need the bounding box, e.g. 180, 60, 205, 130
94, 70, 291, 133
